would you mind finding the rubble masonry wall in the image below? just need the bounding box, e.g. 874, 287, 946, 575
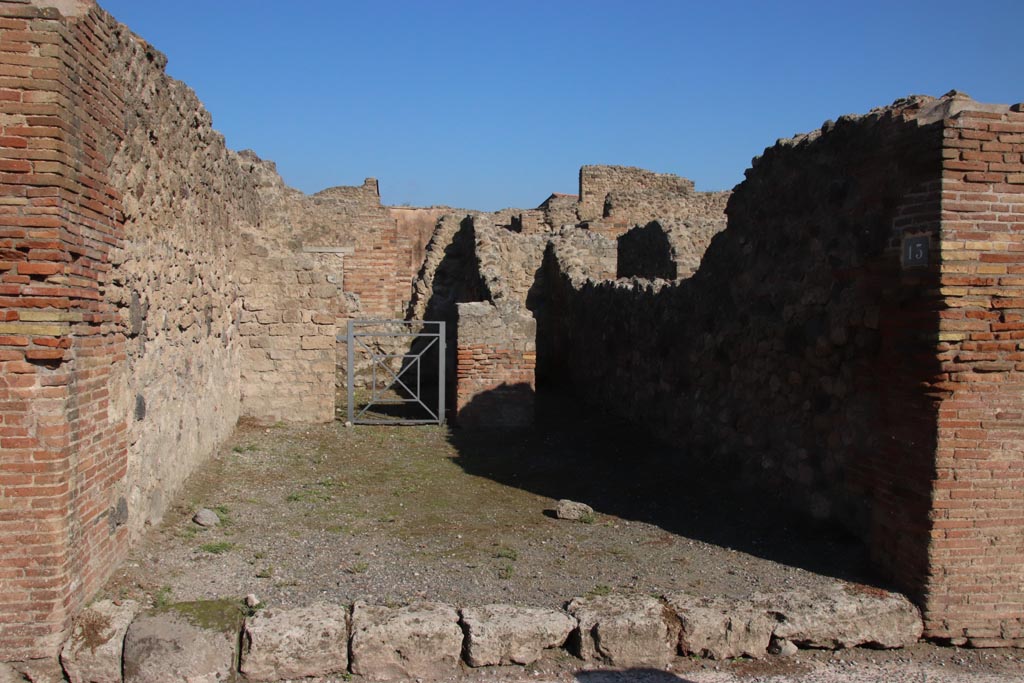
546, 99, 949, 632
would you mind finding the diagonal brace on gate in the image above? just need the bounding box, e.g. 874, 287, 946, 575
346, 320, 445, 425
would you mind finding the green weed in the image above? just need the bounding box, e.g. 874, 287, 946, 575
199, 541, 235, 555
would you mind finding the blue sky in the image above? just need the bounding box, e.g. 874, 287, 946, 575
99, 1, 1022, 211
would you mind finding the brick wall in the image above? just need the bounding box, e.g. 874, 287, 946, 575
0, 0, 129, 658
455, 302, 536, 428
925, 99, 1024, 645
388, 206, 457, 291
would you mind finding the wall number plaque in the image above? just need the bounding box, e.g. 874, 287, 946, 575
902, 234, 929, 268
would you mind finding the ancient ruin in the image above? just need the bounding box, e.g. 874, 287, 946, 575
1, 0, 1024, 675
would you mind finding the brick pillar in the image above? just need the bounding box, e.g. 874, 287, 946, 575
925, 102, 1024, 645
0, 2, 129, 659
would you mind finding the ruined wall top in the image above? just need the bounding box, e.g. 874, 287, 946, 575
27, 0, 93, 17
578, 165, 696, 222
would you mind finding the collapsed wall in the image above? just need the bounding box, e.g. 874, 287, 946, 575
543, 93, 1024, 645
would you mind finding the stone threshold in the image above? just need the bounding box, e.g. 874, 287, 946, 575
59, 582, 922, 682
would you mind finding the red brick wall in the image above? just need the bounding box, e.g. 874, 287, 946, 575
455, 302, 535, 427
0, 1, 128, 659
926, 103, 1024, 645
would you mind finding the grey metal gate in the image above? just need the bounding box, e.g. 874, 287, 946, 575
346, 320, 445, 425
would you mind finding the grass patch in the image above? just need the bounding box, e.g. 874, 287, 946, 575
199, 541, 235, 555
494, 546, 518, 561
232, 444, 258, 453
212, 505, 232, 525
153, 586, 173, 609
587, 584, 612, 597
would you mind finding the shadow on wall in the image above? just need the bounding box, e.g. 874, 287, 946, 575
447, 387, 878, 588
492, 107, 945, 607
407, 216, 488, 416
456, 382, 535, 429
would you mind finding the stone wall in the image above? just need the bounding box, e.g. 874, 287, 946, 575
617, 219, 728, 280
236, 245, 339, 423
290, 179, 404, 320
106, 19, 262, 544
539, 192, 579, 229
544, 95, 948, 625
578, 165, 695, 222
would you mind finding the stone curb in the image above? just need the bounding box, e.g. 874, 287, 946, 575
60, 585, 924, 682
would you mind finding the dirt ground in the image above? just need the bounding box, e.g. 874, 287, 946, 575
101, 397, 1024, 680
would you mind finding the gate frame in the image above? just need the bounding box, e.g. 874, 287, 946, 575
346, 319, 446, 425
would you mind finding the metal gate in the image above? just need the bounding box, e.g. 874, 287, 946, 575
345, 320, 445, 425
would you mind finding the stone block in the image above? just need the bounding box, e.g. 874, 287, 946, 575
567, 595, 679, 668
240, 603, 349, 681
665, 592, 773, 660
123, 601, 244, 683
60, 600, 139, 683
350, 601, 462, 681
461, 604, 575, 667
755, 584, 923, 649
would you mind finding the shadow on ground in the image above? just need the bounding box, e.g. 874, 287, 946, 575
448, 389, 880, 588
576, 670, 695, 683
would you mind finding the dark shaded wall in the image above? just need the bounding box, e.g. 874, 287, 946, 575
544, 101, 945, 609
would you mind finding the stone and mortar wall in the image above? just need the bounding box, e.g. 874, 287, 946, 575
576, 165, 730, 241
539, 192, 579, 229
544, 96, 953, 630
236, 245, 339, 424
578, 165, 695, 222
617, 219, 728, 280
104, 19, 263, 543
454, 220, 616, 427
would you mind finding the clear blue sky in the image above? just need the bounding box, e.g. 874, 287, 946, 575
99, 0, 1022, 211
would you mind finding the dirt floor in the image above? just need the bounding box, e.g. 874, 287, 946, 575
101, 397, 1024, 680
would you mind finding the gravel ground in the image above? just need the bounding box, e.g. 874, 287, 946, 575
100, 399, 1024, 680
